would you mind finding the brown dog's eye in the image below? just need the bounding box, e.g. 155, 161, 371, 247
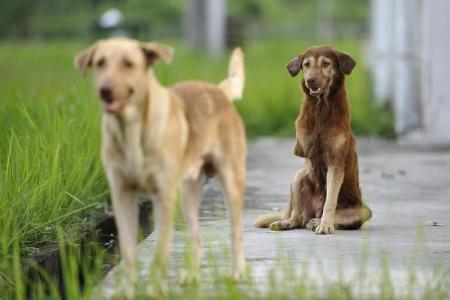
304, 62, 310, 68
123, 59, 134, 69
322, 61, 331, 68
96, 58, 105, 68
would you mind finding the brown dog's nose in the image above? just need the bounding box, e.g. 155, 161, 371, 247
100, 87, 113, 104
307, 78, 319, 88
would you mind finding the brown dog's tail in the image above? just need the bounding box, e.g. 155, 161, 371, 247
253, 205, 291, 228
253, 213, 283, 228
219, 47, 245, 101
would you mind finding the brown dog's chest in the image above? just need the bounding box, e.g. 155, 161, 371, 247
298, 126, 328, 158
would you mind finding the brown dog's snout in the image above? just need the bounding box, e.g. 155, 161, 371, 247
306, 77, 319, 89
100, 86, 113, 104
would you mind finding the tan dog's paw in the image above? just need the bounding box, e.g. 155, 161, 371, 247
179, 269, 200, 286
315, 222, 335, 235
231, 270, 245, 282
231, 258, 246, 282
144, 280, 168, 299
306, 218, 321, 231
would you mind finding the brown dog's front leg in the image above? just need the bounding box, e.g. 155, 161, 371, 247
316, 165, 344, 234
293, 139, 305, 157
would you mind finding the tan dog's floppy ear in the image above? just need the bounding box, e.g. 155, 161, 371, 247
337, 51, 356, 75
141, 42, 174, 66
286, 55, 303, 77
74, 44, 97, 75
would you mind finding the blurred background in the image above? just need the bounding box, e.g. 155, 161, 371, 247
1, 0, 449, 297
1, 0, 449, 140
0, 0, 390, 138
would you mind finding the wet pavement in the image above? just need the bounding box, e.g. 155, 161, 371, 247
100, 138, 450, 297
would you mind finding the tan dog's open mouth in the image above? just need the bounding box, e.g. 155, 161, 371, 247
102, 98, 126, 113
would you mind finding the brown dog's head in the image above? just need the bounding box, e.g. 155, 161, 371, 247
75, 37, 173, 114
286, 45, 356, 97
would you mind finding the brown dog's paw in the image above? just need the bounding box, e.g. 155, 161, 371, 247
306, 218, 321, 231
269, 221, 284, 231
315, 222, 335, 235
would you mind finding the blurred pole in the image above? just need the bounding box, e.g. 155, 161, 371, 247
206, 0, 226, 55
185, 0, 206, 49
421, 0, 450, 142
370, 0, 394, 104
393, 0, 422, 136
317, 0, 334, 39
185, 0, 226, 56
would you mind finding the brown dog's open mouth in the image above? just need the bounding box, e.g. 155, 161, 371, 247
309, 86, 322, 96
307, 79, 330, 96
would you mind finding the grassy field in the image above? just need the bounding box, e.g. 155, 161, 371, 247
0, 39, 393, 298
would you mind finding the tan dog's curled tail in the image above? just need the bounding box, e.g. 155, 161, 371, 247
219, 48, 245, 101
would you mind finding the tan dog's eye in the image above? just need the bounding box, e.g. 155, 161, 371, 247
322, 61, 330, 68
123, 59, 134, 69
304, 62, 310, 68
96, 57, 106, 68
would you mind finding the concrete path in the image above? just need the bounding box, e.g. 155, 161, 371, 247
100, 138, 450, 297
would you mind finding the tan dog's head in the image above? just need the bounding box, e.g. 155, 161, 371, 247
75, 37, 173, 113
286, 45, 356, 97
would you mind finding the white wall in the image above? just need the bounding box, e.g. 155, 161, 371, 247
371, 0, 450, 143
421, 0, 450, 142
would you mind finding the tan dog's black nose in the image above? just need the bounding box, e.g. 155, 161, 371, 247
100, 86, 113, 104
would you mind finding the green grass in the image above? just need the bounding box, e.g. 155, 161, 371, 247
4, 227, 449, 300
0, 42, 107, 253
0, 39, 393, 297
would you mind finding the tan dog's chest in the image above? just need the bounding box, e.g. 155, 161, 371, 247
101, 114, 178, 195
103, 141, 168, 192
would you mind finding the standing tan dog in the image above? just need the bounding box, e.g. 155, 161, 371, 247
254, 45, 371, 234
75, 38, 246, 287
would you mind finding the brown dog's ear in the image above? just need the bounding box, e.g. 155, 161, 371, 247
337, 51, 356, 75
74, 44, 97, 75
286, 55, 303, 77
141, 42, 174, 66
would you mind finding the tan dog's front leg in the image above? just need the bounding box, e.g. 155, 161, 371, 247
108, 173, 138, 295
151, 185, 176, 276
316, 165, 344, 235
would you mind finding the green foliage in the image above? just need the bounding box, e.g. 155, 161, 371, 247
0, 42, 107, 258
0, 0, 369, 39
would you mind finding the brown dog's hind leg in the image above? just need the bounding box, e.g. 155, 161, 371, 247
335, 204, 372, 230
306, 204, 372, 231
269, 170, 306, 231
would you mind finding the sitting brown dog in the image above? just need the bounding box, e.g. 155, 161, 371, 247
254, 45, 371, 234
